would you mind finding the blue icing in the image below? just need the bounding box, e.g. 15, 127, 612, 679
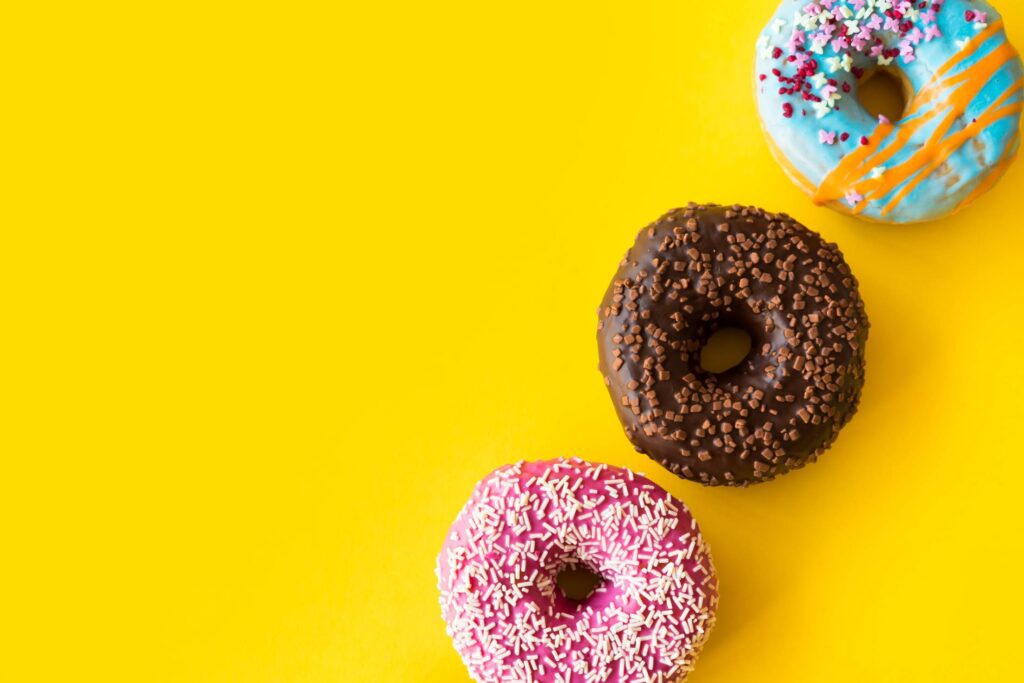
755, 0, 1024, 223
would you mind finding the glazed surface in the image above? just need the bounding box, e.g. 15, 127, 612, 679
597, 204, 868, 486
436, 458, 717, 683
755, 0, 1023, 223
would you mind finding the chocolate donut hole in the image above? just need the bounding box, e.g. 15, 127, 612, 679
699, 326, 753, 375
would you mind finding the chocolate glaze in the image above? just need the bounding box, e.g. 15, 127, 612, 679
597, 203, 869, 486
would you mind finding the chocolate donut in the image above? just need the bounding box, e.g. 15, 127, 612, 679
597, 203, 868, 486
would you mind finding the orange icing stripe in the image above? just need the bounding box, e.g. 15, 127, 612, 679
932, 20, 1005, 80
812, 22, 1021, 213
955, 131, 1020, 212
880, 101, 1023, 214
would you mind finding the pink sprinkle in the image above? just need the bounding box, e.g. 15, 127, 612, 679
831, 37, 850, 52
852, 0, 866, 10
787, 30, 806, 53
920, 9, 936, 23
976, 12, 988, 24
845, 190, 864, 206
925, 25, 942, 41
884, 16, 901, 32
867, 15, 883, 31
819, 130, 837, 145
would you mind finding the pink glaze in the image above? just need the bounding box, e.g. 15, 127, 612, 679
437, 458, 718, 683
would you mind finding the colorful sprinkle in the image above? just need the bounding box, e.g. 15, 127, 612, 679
761, 0, 955, 121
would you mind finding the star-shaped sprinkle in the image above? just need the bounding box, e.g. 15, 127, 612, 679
955, 38, 970, 50
772, 18, 787, 33
925, 24, 942, 41
826, 56, 843, 72
871, 166, 887, 179
845, 189, 864, 206
878, 54, 894, 66
840, 53, 853, 72
819, 130, 837, 144
813, 100, 833, 118
810, 72, 829, 89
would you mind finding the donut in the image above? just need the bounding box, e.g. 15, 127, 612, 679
755, 0, 1023, 223
436, 458, 717, 683
596, 204, 869, 486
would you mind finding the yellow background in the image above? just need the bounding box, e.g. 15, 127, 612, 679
4, 1, 1024, 681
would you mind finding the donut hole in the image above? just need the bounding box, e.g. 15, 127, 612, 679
858, 67, 911, 123
700, 327, 752, 374
556, 566, 603, 602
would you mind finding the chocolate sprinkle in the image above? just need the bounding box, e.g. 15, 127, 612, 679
597, 203, 869, 486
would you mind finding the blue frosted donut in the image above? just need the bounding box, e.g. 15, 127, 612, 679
755, 0, 1023, 223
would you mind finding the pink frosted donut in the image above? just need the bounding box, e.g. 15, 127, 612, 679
436, 458, 718, 683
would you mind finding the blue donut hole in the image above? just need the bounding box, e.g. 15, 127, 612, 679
556, 565, 604, 603
858, 67, 911, 124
